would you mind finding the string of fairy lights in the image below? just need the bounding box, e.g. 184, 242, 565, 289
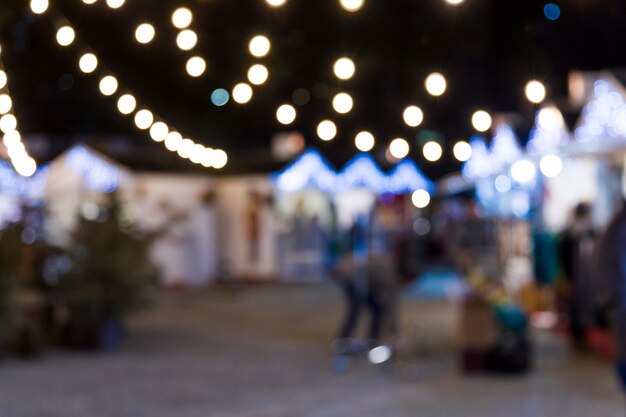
0, 45, 38, 177
22, 0, 552, 176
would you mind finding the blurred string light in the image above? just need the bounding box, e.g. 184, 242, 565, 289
510, 159, 537, 184
56, 26, 75, 47
317, 120, 337, 141
172, 7, 193, 29
525, 80, 546, 104
445, 0, 464, 4
339, 0, 365, 12
247, 64, 269, 85
99, 75, 118, 96
211, 88, 230, 106
332, 92, 353, 114
453, 140, 472, 162
389, 138, 410, 159
30, 0, 49, 14
232, 83, 253, 104
355, 131, 375, 152
403, 105, 424, 127
177, 30, 198, 51
539, 154, 563, 177
135, 23, 156, 44
575, 80, 626, 143
462, 136, 491, 179
0, 46, 38, 177
82, 0, 97, 4
527, 105, 568, 153
411, 189, 431, 209
544, 3, 561, 21
249, 35, 271, 58
471, 110, 492, 132
494, 175, 512, 193
276, 104, 297, 125
425, 72, 447, 96
106, 0, 125, 9
334, 57, 356, 80
489, 124, 522, 172
423, 141, 443, 162
79, 53, 98, 74
117, 94, 137, 114
186, 56, 206, 77
265, 0, 288, 7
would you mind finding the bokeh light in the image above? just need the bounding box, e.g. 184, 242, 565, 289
135, 23, 155, 44
276, 104, 297, 125
403, 105, 424, 127
339, 0, 364, 12
425, 72, 447, 96
472, 110, 492, 132
411, 189, 431, 209
134, 109, 154, 130
79, 53, 98, 74
212, 149, 228, 169
177, 30, 198, 51
149, 122, 168, 142
98, 75, 118, 96
186, 56, 206, 77
511, 159, 537, 184
165, 131, 182, 151
247, 64, 269, 85
0, 114, 17, 133
172, 7, 193, 29
453, 141, 472, 162
117, 94, 137, 115
211, 89, 230, 106
30, 0, 49, 14
233, 83, 253, 104
495, 175, 512, 193
0, 95, 12, 115
106, 0, 125, 9
540, 154, 563, 177
525, 80, 546, 104
56, 26, 75, 47
333, 57, 356, 80
332, 93, 354, 114
249, 35, 271, 58
423, 141, 443, 162
266, 0, 287, 7
317, 120, 337, 141
389, 138, 410, 159
0, 71, 6, 89
355, 131, 375, 152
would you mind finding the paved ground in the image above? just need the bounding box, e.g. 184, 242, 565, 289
0, 284, 623, 417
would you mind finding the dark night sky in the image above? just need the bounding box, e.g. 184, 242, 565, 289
1, 0, 625, 177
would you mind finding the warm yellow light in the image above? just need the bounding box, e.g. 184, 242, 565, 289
247, 64, 269, 85
0, 114, 17, 133
176, 30, 198, 51
0, 71, 6, 89
150, 122, 168, 142
135, 23, 156, 44
332, 92, 353, 114
172, 8, 193, 29
134, 109, 154, 130
453, 141, 472, 162
389, 138, 410, 159
265, 0, 287, 7
425, 72, 447, 96
276, 104, 297, 125
355, 131, 375, 152
445, 0, 464, 5
232, 83, 253, 104
423, 141, 443, 162
30, 0, 49, 14
249, 35, 271, 58
165, 131, 182, 151
82, 0, 97, 4
212, 149, 228, 169
56, 26, 75, 47
177, 138, 194, 159
317, 120, 337, 141
403, 105, 424, 127
186, 56, 206, 77
333, 57, 355, 80
79, 53, 98, 74
472, 110, 492, 132
339, 0, 364, 12
106, 0, 125, 9
117, 94, 137, 115
525, 80, 547, 104
411, 189, 431, 209
0, 95, 12, 115
99, 76, 118, 96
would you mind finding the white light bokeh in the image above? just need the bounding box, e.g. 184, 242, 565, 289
425, 72, 447, 96
0, 71, 6, 89
135, 23, 156, 44
164, 131, 183, 151
317, 120, 337, 141
332, 92, 354, 114
510, 159, 537, 184
99, 76, 118, 96
212, 149, 228, 169
537, 106, 563, 130
134, 109, 154, 130
472, 110, 492, 132
339, 0, 364, 12
79, 53, 98, 74
232, 83, 253, 104
389, 138, 410, 159
355, 131, 375, 152
276, 104, 297, 125
265, 0, 287, 7
423, 141, 443, 162
495, 175, 512, 193
445, 0, 464, 4
0, 114, 17, 133
453, 140, 472, 162
0, 95, 12, 115
149, 122, 169, 142
177, 138, 194, 159
106, 0, 125, 9
30, 0, 49, 14
176, 30, 198, 51
117, 94, 137, 115
186, 56, 206, 77
82, 0, 97, 4
403, 105, 424, 127
172, 7, 193, 29
411, 189, 431, 209
249, 35, 271, 58
525, 80, 546, 104
247, 64, 269, 85
539, 154, 563, 178
56, 26, 76, 47
333, 57, 355, 80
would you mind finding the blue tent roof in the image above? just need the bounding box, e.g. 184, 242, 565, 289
386, 158, 434, 194
273, 149, 337, 193
336, 153, 387, 193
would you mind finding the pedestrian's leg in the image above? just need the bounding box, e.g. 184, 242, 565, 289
338, 281, 361, 340
367, 288, 383, 343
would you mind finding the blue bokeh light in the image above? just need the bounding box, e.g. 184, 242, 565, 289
544, 3, 561, 21
211, 88, 230, 106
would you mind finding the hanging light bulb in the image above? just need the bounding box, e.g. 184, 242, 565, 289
117, 94, 137, 115
135, 23, 156, 44
332, 93, 354, 114
339, 0, 364, 12
186, 56, 206, 77
317, 120, 337, 141
99, 76, 118, 96
30, 0, 49, 14
172, 7, 193, 29
249, 35, 271, 58
134, 109, 154, 130
247, 64, 269, 85
0, 95, 12, 115
176, 30, 198, 51
232, 83, 253, 104
276, 104, 297, 125
56, 26, 76, 47
106, 0, 125, 9
333, 57, 356, 80
403, 106, 424, 127
389, 138, 410, 159
355, 131, 375, 152
79, 53, 98, 74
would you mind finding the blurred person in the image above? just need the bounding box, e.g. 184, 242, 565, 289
558, 202, 596, 347
598, 203, 626, 398
453, 200, 497, 277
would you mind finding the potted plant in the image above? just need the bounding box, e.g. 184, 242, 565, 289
58, 193, 158, 349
